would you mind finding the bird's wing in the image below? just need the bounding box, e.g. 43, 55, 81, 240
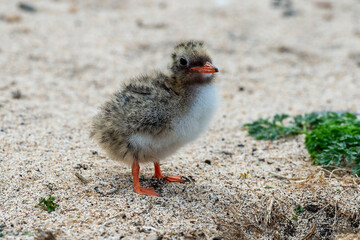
125, 84, 152, 95
107, 75, 177, 136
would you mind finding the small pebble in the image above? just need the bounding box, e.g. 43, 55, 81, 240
314, 1, 333, 9
220, 151, 233, 157
73, 163, 89, 170
278, 46, 292, 53
204, 160, 211, 165
283, 8, 296, 17
0, 14, 22, 23
282, 0, 297, 17
272, 0, 282, 7
11, 90, 22, 99
94, 186, 102, 194
18, 2, 37, 12
237, 144, 245, 148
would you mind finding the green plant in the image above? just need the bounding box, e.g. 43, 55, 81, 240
243, 112, 360, 175
294, 204, 304, 214
305, 115, 360, 175
242, 114, 297, 141
35, 195, 59, 212
292, 215, 298, 221
240, 171, 250, 179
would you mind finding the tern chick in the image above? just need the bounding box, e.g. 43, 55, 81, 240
90, 40, 219, 196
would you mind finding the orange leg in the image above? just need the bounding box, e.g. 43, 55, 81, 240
132, 161, 159, 197
153, 162, 184, 182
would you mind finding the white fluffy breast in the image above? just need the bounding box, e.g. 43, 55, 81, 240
172, 84, 219, 142
129, 83, 219, 161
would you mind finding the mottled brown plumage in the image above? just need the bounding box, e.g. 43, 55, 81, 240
90, 40, 219, 196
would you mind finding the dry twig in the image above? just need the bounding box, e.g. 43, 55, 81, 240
265, 198, 274, 226
75, 172, 90, 184
300, 223, 317, 240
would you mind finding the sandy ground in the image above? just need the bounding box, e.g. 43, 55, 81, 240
1, 0, 360, 239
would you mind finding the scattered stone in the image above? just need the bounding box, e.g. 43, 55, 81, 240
237, 144, 245, 148
272, 0, 282, 7
94, 186, 102, 194
252, 148, 257, 155
282, 0, 297, 17
0, 14, 22, 23
204, 160, 211, 165
238, 86, 245, 92
283, 8, 296, 17
11, 89, 22, 99
276, 167, 281, 171
91, 150, 98, 155
314, 1, 333, 9
220, 151, 233, 157
74, 163, 91, 170
277, 46, 293, 53
18, 2, 37, 12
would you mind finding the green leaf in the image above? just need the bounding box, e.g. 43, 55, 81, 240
243, 112, 360, 176
35, 194, 59, 212
294, 204, 305, 213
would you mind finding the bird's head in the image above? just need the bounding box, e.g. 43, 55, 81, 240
169, 40, 219, 85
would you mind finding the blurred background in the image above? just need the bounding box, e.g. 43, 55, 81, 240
1, 0, 359, 122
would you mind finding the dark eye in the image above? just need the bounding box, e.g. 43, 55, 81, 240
180, 57, 188, 66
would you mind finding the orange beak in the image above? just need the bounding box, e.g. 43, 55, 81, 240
190, 62, 219, 73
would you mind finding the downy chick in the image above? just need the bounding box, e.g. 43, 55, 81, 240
90, 40, 219, 197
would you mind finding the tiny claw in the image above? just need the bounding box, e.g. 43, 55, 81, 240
164, 175, 184, 183
134, 187, 160, 197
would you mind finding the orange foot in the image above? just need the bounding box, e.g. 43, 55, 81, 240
134, 187, 160, 197
132, 161, 160, 197
162, 175, 184, 182
153, 162, 184, 183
